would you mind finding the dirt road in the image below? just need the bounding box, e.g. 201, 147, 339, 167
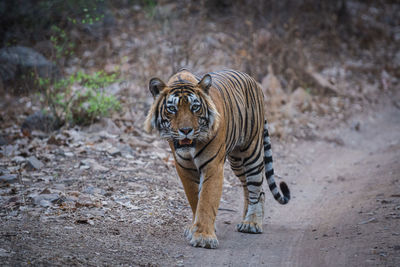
1, 101, 399, 266
179, 103, 400, 266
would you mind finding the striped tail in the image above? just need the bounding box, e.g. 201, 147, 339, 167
263, 120, 290, 204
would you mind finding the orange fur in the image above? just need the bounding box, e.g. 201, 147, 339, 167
144, 69, 290, 249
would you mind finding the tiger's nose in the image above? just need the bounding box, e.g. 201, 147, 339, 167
179, 127, 193, 135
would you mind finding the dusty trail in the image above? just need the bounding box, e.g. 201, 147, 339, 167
1, 102, 399, 266
180, 104, 400, 266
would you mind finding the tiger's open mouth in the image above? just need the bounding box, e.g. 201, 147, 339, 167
179, 138, 193, 146
175, 138, 195, 149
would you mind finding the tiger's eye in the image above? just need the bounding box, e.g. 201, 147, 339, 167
192, 104, 200, 112
167, 106, 177, 113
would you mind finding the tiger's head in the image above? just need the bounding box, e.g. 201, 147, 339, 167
144, 72, 220, 150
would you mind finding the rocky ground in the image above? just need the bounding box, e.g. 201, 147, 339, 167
0, 113, 191, 265
1, 92, 399, 266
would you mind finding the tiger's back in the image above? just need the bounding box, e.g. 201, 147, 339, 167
205, 70, 265, 154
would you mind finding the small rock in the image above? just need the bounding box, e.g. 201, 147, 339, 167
64, 152, 74, 157
40, 188, 52, 195
351, 121, 361, 131
21, 111, 62, 136
359, 217, 377, 225
0, 135, 8, 146
0, 174, 18, 184
80, 165, 91, 170
75, 218, 95, 225
83, 186, 106, 195
7, 196, 19, 204
26, 156, 44, 170
76, 195, 100, 208
119, 144, 136, 158
0, 46, 60, 94
47, 135, 64, 145
80, 159, 109, 172
85, 118, 121, 135
39, 199, 52, 207
107, 147, 121, 157
0, 168, 8, 175
0, 248, 14, 257
31, 193, 60, 206
37, 175, 53, 183
12, 156, 26, 164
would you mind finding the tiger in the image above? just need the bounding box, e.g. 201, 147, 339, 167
144, 69, 290, 249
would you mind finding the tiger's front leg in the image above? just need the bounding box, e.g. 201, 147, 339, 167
184, 162, 224, 249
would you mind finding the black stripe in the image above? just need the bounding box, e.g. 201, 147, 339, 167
177, 153, 191, 161
229, 155, 241, 162
194, 133, 217, 159
199, 144, 223, 171
246, 78, 257, 106
202, 155, 225, 185
264, 129, 270, 138
264, 156, 273, 164
247, 179, 263, 187
212, 73, 243, 154
230, 165, 242, 172
268, 182, 277, 191
224, 72, 245, 97
221, 79, 237, 152
176, 160, 198, 174
170, 81, 196, 88
154, 98, 162, 129
238, 162, 263, 177
243, 140, 261, 166
265, 168, 274, 178
264, 143, 271, 151
240, 122, 258, 153
247, 167, 264, 178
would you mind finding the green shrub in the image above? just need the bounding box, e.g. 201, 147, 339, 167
36, 70, 121, 126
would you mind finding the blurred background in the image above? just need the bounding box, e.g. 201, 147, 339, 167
0, 0, 398, 139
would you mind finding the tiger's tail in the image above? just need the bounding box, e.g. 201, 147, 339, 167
263, 120, 290, 204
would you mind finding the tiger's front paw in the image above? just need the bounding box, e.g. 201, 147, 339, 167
236, 221, 263, 233
184, 225, 219, 249
190, 231, 219, 249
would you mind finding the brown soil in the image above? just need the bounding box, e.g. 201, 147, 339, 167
184, 101, 400, 266
1, 96, 399, 266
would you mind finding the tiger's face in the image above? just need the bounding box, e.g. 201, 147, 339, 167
144, 74, 220, 150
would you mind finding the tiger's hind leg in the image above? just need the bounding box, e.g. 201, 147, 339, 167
228, 155, 249, 218
229, 149, 265, 234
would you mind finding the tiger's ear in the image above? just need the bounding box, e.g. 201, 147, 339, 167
198, 74, 212, 93
149, 78, 166, 99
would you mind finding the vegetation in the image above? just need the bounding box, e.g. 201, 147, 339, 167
36, 71, 121, 126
